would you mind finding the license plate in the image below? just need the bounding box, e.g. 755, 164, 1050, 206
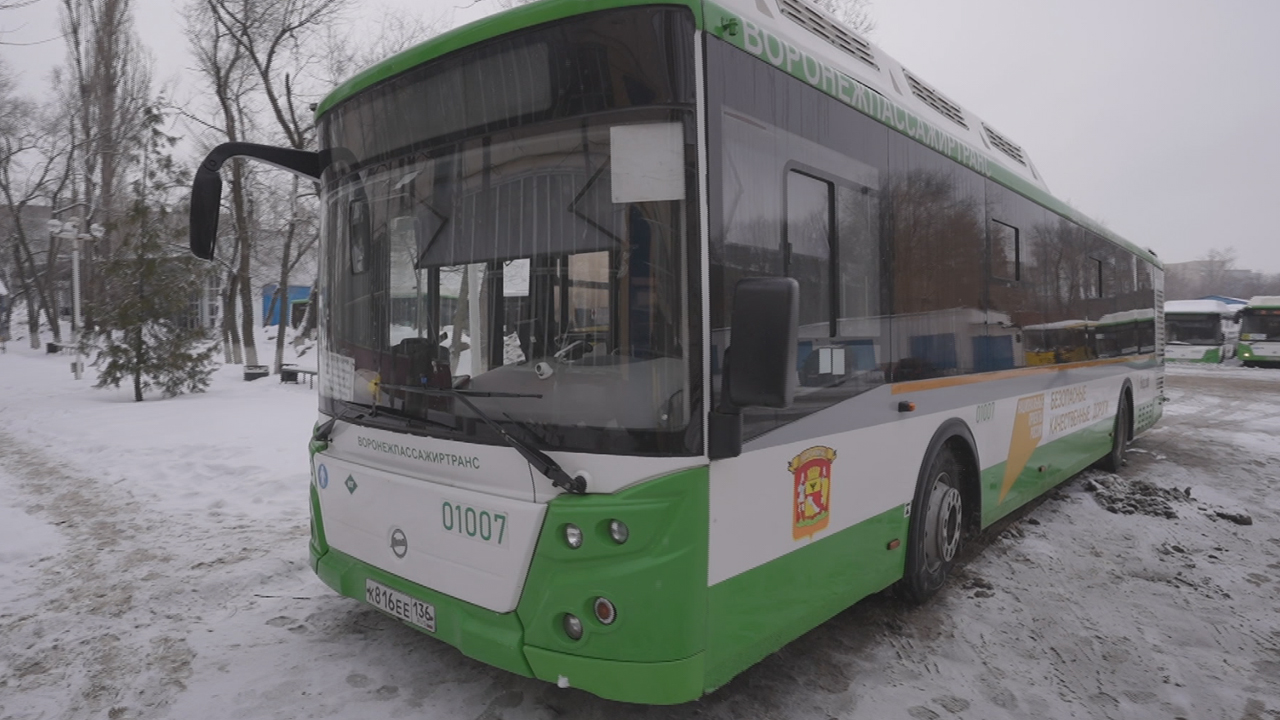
365, 579, 435, 633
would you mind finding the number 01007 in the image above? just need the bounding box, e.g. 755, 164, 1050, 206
441, 501, 507, 546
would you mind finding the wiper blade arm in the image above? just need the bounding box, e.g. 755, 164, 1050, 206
314, 401, 455, 442
314, 405, 370, 443
389, 385, 585, 494
380, 383, 542, 400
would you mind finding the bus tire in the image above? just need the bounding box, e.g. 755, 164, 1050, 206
900, 442, 965, 605
1098, 391, 1131, 473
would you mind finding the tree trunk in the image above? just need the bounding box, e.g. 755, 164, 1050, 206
222, 268, 242, 363
273, 176, 299, 373
299, 281, 318, 340
239, 249, 257, 366
133, 249, 144, 401
14, 245, 41, 349
227, 158, 258, 366
13, 230, 61, 344
451, 267, 468, 371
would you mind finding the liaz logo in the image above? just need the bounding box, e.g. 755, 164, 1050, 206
790, 446, 836, 540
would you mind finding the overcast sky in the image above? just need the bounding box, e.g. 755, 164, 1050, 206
3, 0, 1278, 272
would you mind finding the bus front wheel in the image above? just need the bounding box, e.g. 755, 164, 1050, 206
900, 443, 965, 605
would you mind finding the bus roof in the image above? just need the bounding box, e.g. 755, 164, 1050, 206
1245, 296, 1280, 309
1024, 319, 1094, 331
1164, 299, 1232, 315
317, 0, 701, 118
315, 0, 1158, 267
1097, 308, 1155, 326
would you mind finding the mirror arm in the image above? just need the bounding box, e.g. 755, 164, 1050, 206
708, 350, 743, 460
190, 142, 325, 260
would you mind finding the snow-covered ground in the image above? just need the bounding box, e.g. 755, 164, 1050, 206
1, 343, 1278, 720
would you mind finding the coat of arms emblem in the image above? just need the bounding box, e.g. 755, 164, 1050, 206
789, 445, 836, 540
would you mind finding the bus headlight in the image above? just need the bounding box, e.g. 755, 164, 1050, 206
608, 519, 629, 544
564, 524, 583, 549
563, 613, 583, 640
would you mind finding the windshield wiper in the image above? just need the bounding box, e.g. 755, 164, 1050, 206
314, 404, 371, 443
314, 400, 457, 443
380, 385, 542, 400
381, 384, 586, 494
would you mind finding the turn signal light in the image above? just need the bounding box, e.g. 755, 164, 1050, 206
608, 519, 629, 544
564, 524, 583, 549
563, 614, 583, 640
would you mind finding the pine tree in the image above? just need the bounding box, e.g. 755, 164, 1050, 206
87, 106, 218, 401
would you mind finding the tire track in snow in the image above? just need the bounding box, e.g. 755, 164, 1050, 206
0, 429, 196, 719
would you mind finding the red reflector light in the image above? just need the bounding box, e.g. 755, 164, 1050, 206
593, 597, 616, 625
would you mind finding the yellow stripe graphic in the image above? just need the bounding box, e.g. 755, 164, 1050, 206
1000, 393, 1045, 504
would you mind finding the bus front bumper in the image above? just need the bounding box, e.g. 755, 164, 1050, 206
311, 546, 706, 704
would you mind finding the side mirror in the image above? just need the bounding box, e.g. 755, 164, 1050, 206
190, 143, 323, 260
709, 276, 799, 460
728, 276, 799, 408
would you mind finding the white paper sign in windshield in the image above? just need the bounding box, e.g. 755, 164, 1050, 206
610, 123, 685, 203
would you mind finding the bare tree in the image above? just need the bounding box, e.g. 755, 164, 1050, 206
184, 0, 351, 373
60, 0, 153, 331
319, 7, 445, 85
0, 60, 75, 348
184, 0, 258, 363
1201, 247, 1237, 294
187, 0, 441, 373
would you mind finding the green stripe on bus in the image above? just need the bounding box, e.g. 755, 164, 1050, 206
1238, 342, 1280, 363
980, 416, 1114, 527
704, 503, 907, 693
524, 646, 704, 704
1168, 347, 1221, 363
517, 466, 709, 665
317, 0, 704, 117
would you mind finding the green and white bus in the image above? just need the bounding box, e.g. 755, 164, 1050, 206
1164, 299, 1235, 363
1238, 296, 1280, 367
188, 0, 1163, 704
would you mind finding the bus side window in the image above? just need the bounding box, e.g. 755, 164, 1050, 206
836, 183, 883, 378
786, 170, 833, 357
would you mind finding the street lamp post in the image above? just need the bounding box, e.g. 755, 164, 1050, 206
47, 218, 105, 379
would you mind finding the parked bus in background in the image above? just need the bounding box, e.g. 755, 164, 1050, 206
185, 0, 1164, 703
1164, 299, 1235, 363
1024, 319, 1094, 366
1238, 296, 1280, 367
1095, 309, 1157, 360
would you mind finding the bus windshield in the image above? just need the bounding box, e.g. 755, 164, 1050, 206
1241, 310, 1280, 341
315, 7, 698, 455
1165, 313, 1223, 345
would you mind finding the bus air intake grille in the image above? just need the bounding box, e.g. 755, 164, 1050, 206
778, 0, 879, 72
983, 123, 1027, 166
902, 69, 968, 130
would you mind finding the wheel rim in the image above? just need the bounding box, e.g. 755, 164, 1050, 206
923, 473, 963, 570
